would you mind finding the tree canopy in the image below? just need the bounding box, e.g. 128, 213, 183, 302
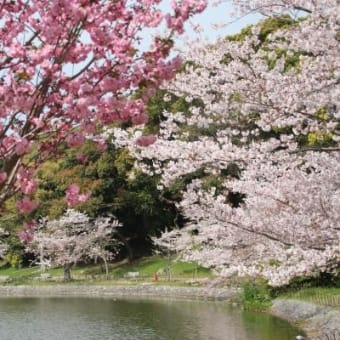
0, 0, 206, 212
110, 1, 340, 285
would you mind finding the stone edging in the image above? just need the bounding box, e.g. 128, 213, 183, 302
270, 299, 340, 338
0, 284, 239, 301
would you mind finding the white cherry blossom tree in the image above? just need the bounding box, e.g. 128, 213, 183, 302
27, 209, 121, 280
108, 0, 340, 286
0, 227, 8, 259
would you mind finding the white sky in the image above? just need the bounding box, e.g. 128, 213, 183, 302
181, 2, 262, 41
139, 1, 262, 53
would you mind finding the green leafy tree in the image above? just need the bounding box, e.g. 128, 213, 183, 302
34, 141, 178, 261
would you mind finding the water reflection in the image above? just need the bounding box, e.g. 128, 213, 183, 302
0, 297, 303, 340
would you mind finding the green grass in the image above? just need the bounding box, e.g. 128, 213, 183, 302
281, 287, 340, 308
239, 282, 340, 311
0, 265, 38, 278
0, 263, 88, 285
0, 256, 212, 286
110, 256, 211, 280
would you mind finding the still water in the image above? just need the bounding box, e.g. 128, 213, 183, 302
0, 297, 302, 340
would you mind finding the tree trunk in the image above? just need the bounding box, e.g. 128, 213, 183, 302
63, 263, 72, 281
116, 232, 134, 262
102, 256, 109, 280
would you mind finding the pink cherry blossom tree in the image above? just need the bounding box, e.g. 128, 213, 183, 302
109, 0, 340, 286
0, 0, 207, 213
27, 209, 121, 280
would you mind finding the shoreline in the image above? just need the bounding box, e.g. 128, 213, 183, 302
270, 299, 340, 338
1, 285, 339, 338
0, 284, 239, 301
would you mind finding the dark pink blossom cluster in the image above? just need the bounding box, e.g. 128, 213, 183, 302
136, 134, 157, 147
0, 0, 207, 214
18, 220, 37, 242
65, 184, 91, 208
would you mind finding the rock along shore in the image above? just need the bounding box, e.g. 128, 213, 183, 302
270, 299, 340, 338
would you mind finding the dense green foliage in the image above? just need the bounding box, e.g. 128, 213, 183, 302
269, 272, 340, 298
241, 280, 272, 310
33, 142, 179, 260
0, 139, 182, 265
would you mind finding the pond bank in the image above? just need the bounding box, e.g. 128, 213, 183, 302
0, 284, 239, 301
270, 299, 340, 338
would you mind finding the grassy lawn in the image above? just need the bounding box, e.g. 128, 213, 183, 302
109, 256, 211, 280
281, 287, 340, 308
0, 256, 212, 286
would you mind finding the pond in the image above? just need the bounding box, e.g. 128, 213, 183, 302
0, 297, 303, 340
